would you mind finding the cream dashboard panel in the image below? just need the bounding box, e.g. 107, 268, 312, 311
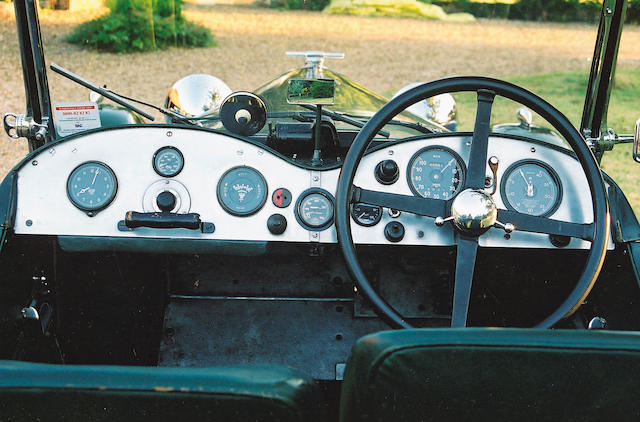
14, 127, 339, 243
14, 127, 599, 249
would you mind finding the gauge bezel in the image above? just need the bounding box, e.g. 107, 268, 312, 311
153, 146, 184, 178
295, 188, 335, 231
499, 159, 563, 217
406, 145, 467, 200
217, 166, 268, 217
350, 203, 383, 227
66, 161, 118, 213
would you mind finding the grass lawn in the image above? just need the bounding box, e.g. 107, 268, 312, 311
451, 68, 640, 214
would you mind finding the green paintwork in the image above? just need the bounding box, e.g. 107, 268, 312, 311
98, 104, 145, 127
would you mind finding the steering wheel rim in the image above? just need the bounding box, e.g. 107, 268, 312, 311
335, 76, 610, 329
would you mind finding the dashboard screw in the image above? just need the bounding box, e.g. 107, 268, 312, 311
388, 150, 394, 155
166, 131, 173, 137
49, 148, 55, 155
313, 176, 319, 182
257, 150, 264, 155
31, 160, 38, 166
530, 147, 536, 153
25, 220, 32, 226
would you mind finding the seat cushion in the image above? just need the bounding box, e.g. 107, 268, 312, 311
340, 328, 640, 422
0, 361, 323, 421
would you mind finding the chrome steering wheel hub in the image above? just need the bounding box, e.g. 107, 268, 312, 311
450, 189, 497, 235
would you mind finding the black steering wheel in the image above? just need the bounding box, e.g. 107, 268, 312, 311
335, 76, 610, 329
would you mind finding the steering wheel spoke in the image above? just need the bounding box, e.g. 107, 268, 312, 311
497, 209, 595, 241
452, 236, 479, 328
465, 90, 496, 189
352, 186, 448, 218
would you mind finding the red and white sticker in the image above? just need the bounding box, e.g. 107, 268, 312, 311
54, 102, 101, 136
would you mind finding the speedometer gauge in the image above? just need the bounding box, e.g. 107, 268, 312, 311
407, 146, 465, 200
67, 161, 117, 213
500, 160, 562, 216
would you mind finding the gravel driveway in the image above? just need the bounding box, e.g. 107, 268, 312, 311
1, 3, 639, 175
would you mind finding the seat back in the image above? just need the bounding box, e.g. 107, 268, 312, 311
340, 328, 640, 422
0, 361, 322, 421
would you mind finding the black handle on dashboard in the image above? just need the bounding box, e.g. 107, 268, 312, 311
124, 211, 202, 230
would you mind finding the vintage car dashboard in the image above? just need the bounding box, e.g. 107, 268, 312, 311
12, 125, 603, 251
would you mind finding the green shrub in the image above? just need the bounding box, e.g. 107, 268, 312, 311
431, 0, 609, 22
270, 0, 329, 11
66, 0, 214, 52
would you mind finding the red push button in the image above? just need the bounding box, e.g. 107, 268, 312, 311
272, 188, 292, 208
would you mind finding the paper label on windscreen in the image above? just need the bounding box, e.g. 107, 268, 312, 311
54, 102, 101, 136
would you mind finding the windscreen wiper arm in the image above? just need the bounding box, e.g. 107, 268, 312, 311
50, 63, 155, 121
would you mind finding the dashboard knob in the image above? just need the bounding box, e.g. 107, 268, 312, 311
384, 221, 405, 243
156, 190, 177, 212
267, 213, 287, 235
375, 160, 399, 185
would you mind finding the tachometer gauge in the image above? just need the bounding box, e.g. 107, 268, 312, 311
407, 146, 465, 200
153, 146, 184, 177
351, 203, 383, 227
296, 189, 335, 230
217, 166, 268, 216
500, 160, 562, 216
67, 161, 117, 212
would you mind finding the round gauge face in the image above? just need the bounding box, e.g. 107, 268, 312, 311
217, 166, 268, 216
67, 161, 117, 212
501, 160, 562, 216
351, 203, 383, 227
153, 146, 184, 177
296, 189, 335, 230
408, 146, 465, 200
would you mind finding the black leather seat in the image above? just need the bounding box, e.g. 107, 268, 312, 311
0, 361, 323, 421
340, 328, 640, 422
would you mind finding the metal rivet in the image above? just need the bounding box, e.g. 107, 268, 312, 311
311, 232, 319, 238
237, 150, 244, 156
388, 150, 394, 155
26, 220, 32, 226
257, 150, 264, 155
313, 176, 319, 182
466, 141, 472, 146
530, 147, 536, 153
417, 230, 424, 238
166, 131, 173, 137
72, 148, 77, 153
49, 148, 55, 155
31, 160, 38, 166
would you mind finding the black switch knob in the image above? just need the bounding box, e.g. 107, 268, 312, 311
156, 190, 176, 212
384, 221, 405, 243
267, 213, 287, 235
375, 160, 399, 185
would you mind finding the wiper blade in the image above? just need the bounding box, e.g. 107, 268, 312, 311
343, 112, 439, 135
50, 63, 155, 121
298, 104, 390, 138
386, 119, 435, 134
